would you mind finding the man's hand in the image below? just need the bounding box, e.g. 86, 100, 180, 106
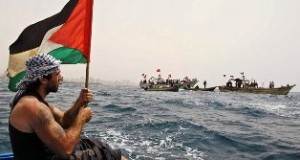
78, 88, 94, 106
79, 107, 93, 123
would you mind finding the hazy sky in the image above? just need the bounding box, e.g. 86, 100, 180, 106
1, 0, 300, 91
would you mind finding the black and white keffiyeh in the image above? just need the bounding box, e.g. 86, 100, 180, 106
10, 54, 61, 107
17, 53, 61, 90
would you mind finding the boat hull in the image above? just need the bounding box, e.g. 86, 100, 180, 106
218, 85, 295, 95
145, 85, 180, 92
0, 153, 13, 160
186, 86, 216, 91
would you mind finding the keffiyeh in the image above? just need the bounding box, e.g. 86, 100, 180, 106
17, 53, 61, 90
11, 54, 61, 107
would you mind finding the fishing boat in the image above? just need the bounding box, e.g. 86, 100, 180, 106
185, 86, 216, 92
144, 84, 180, 92
0, 153, 13, 160
139, 82, 149, 89
180, 78, 198, 89
139, 83, 174, 90
218, 84, 295, 95
139, 75, 182, 91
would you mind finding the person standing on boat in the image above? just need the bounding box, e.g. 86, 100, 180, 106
269, 81, 274, 88
9, 54, 124, 160
254, 80, 258, 88
226, 79, 232, 87
203, 80, 207, 89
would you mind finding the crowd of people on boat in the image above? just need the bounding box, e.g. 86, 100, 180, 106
140, 74, 197, 88
140, 74, 181, 87
138, 71, 295, 95
225, 77, 259, 89
224, 75, 280, 89
141, 72, 285, 90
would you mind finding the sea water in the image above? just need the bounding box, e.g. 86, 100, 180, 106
0, 82, 299, 160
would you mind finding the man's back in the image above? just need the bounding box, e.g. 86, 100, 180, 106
9, 91, 54, 160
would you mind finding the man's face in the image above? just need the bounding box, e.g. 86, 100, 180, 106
46, 69, 62, 93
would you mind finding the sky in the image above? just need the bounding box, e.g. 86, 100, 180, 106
1, 0, 300, 92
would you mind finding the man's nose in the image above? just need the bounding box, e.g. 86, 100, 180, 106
59, 76, 63, 83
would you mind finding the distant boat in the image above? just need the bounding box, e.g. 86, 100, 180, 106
144, 85, 180, 92
139, 82, 149, 89
139, 76, 182, 89
218, 84, 296, 95
139, 83, 170, 89
185, 86, 216, 92
180, 78, 198, 89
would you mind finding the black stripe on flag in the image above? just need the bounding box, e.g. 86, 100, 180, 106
9, 0, 78, 54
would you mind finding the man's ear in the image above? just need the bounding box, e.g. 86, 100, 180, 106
39, 77, 48, 84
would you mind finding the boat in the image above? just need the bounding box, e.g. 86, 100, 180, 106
180, 78, 198, 89
139, 83, 173, 90
0, 153, 13, 160
139, 75, 182, 90
0, 152, 128, 160
185, 86, 216, 92
218, 84, 295, 95
139, 75, 172, 89
144, 84, 180, 92
139, 82, 149, 89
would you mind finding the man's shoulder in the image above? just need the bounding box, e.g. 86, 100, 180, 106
10, 96, 50, 132
16, 96, 47, 111
19, 95, 39, 104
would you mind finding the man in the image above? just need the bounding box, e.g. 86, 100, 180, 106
9, 54, 123, 160
203, 80, 207, 89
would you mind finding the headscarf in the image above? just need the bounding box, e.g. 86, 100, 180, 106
11, 54, 61, 107
17, 53, 61, 90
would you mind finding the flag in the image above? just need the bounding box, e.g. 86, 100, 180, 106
156, 69, 161, 72
7, 0, 94, 91
142, 73, 146, 78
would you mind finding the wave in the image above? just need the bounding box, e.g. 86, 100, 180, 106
116, 120, 211, 159
261, 152, 300, 160
102, 104, 137, 113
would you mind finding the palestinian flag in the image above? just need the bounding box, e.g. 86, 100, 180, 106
7, 0, 93, 91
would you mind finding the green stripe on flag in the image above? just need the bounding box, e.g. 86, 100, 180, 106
9, 71, 26, 92
49, 47, 87, 64
8, 47, 87, 92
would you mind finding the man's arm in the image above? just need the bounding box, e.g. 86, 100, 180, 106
29, 100, 92, 158
51, 88, 93, 128
50, 98, 82, 129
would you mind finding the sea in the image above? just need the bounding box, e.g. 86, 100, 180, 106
0, 81, 300, 160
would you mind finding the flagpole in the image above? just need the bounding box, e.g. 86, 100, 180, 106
85, 62, 90, 88
84, 62, 90, 108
